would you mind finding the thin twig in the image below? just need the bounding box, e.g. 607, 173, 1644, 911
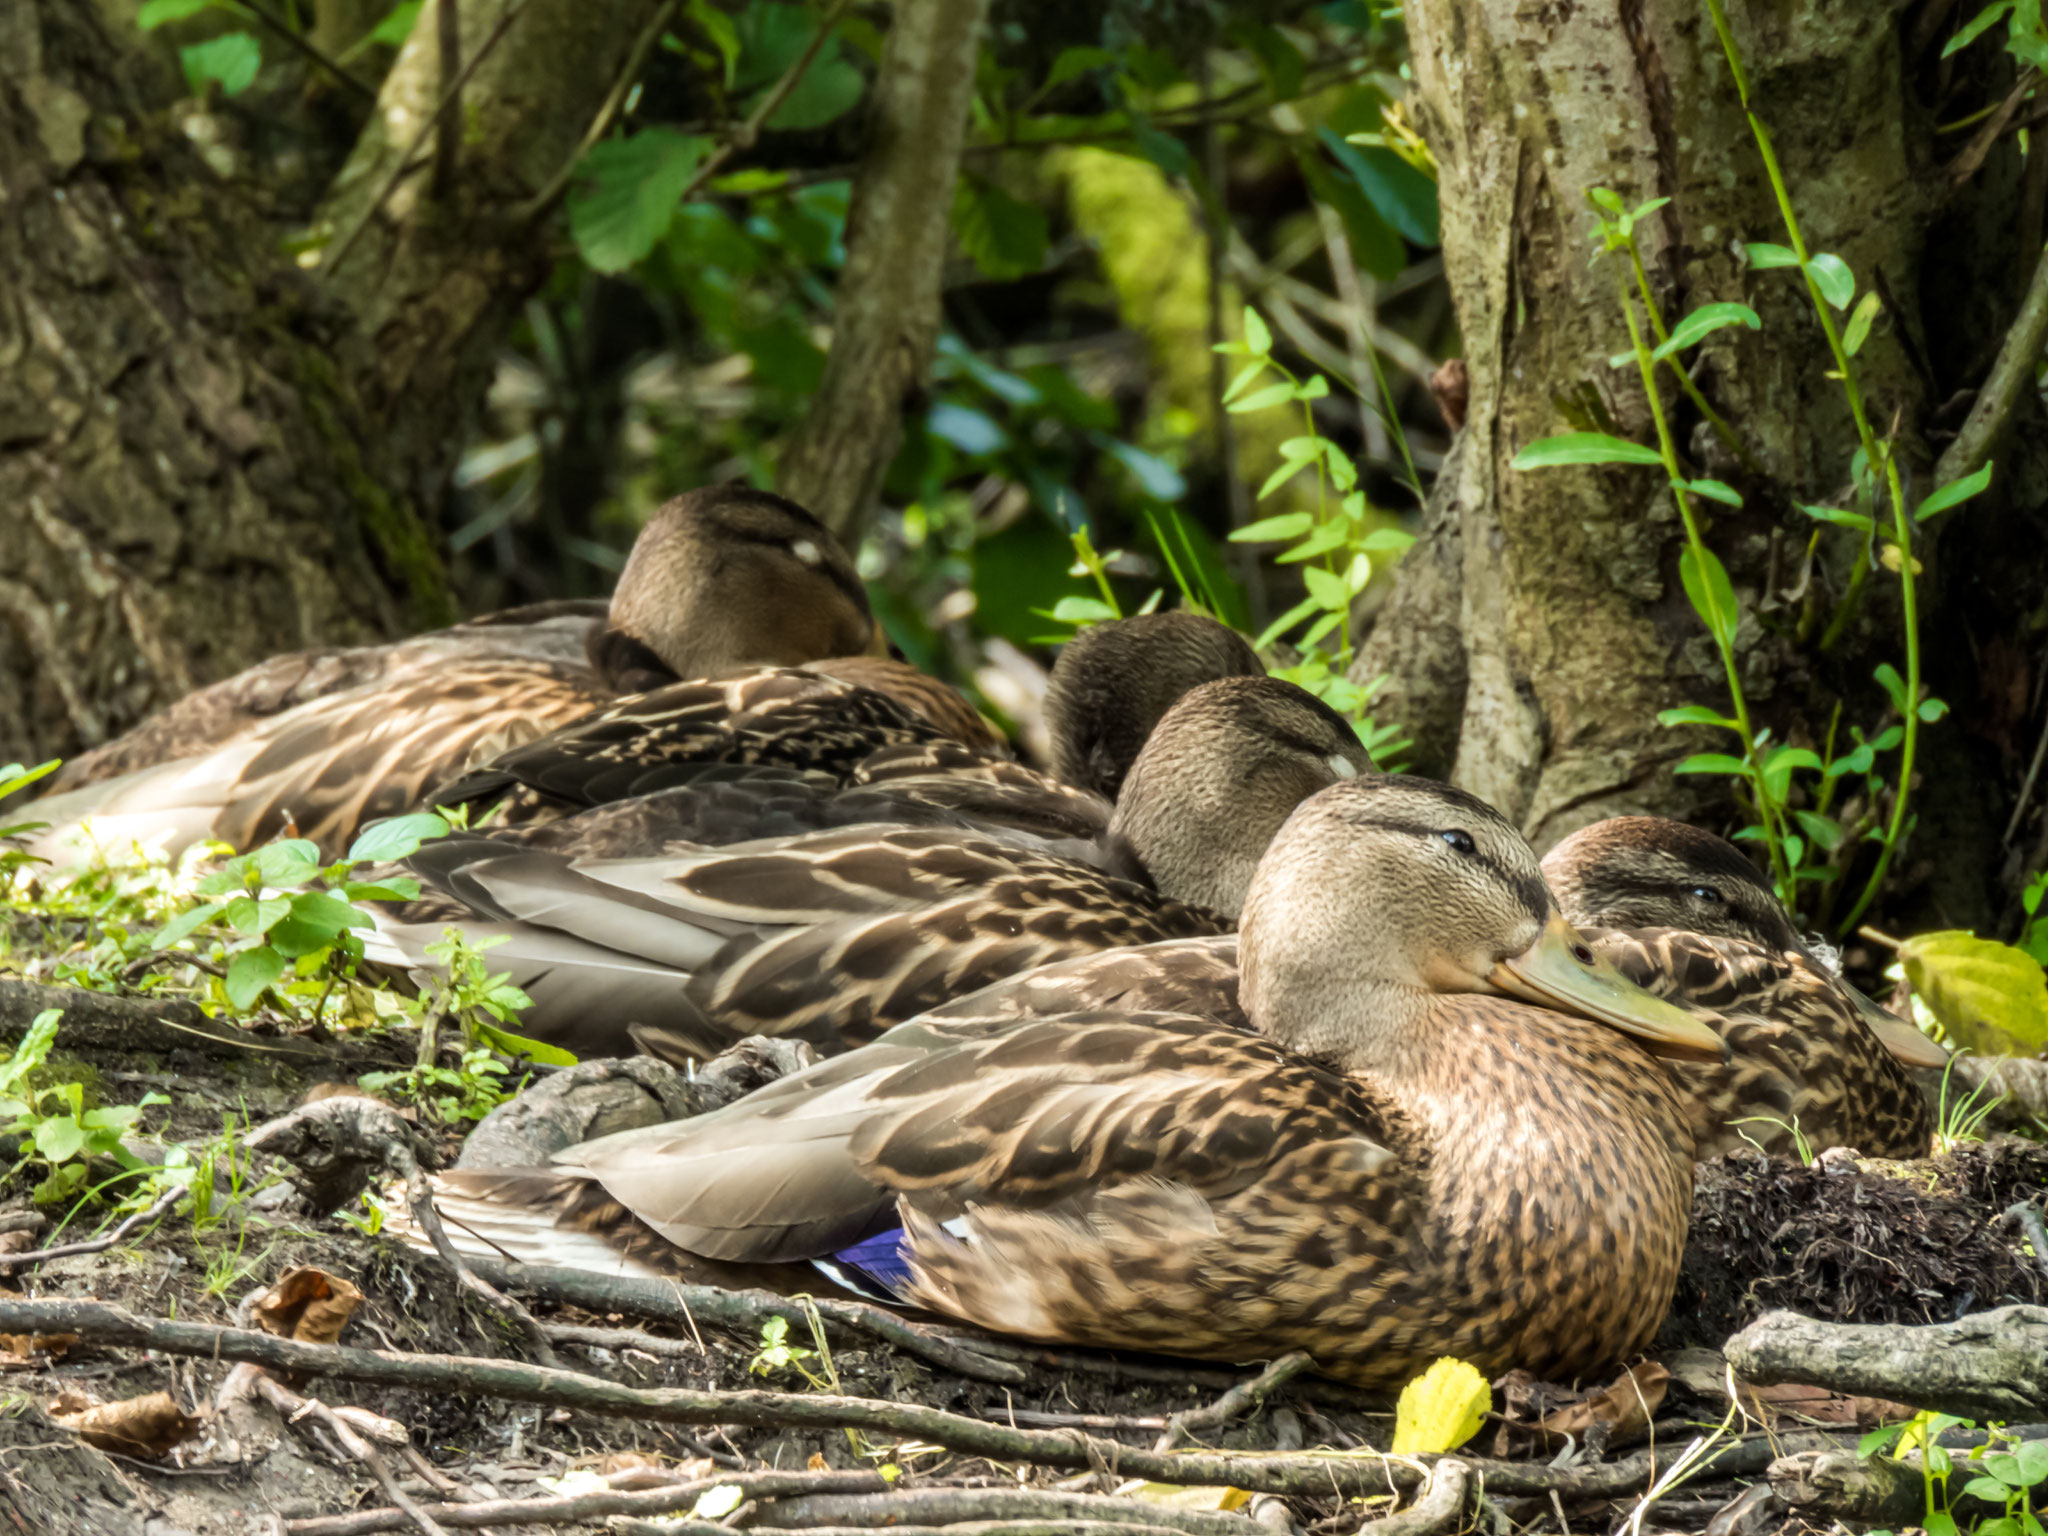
668, 0, 851, 209
396, 1163, 556, 1368
121, 949, 227, 983
320, 0, 537, 283
620, 1525, 1201, 1536
0, 1185, 184, 1271
255, 1375, 450, 1536
515, 0, 682, 220
284, 1469, 887, 1536
241, 0, 380, 99
1934, 237, 2048, 488
1155, 1352, 1313, 1452
1356, 1458, 1467, 1536
750, 1488, 1255, 1536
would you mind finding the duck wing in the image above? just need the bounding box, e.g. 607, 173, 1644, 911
26, 654, 606, 863
1589, 927, 1935, 1158
923, 934, 1245, 1026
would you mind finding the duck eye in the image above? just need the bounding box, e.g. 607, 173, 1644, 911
1691, 885, 1725, 904
1438, 829, 1477, 855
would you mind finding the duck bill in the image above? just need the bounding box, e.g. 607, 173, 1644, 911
1490, 914, 1728, 1063
1845, 982, 1951, 1069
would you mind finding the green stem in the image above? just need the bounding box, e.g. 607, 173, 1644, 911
1702, 0, 1922, 931
1613, 261, 1794, 897
1624, 243, 1760, 473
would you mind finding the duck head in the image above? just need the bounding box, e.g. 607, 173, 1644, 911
1239, 779, 1727, 1075
1542, 815, 1947, 1068
1043, 613, 1265, 801
1107, 676, 1371, 918
593, 487, 881, 692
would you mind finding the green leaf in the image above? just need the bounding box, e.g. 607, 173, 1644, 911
1944, 1, 2015, 56
151, 900, 224, 950
1230, 512, 1314, 544
1302, 565, 1351, 610
1049, 595, 1118, 624
1679, 544, 1739, 648
268, 892, 374, 958
569, 130, 714, 275
0, 1011, 60, 1096
1745, 242, 1802, 270
1919, 696, 1950, 723
224, 896, 291, 937
1659, 704, 1739, 730
1320, 129, 1439, 246
473, 1019, 577, 1067
1130, 119, 1191, 179
1588, 187, 1626, 216
1873, 662, 1910, 716
1650, 302, 1761, 360
761, 54, 864, 131
1842, 290, 1882, 356
181, 33, 261, 97
367, 1, 421, 47
340, 878, 419, 902
1899, 929, 2048, 1056
139, 0, 218, 26
1806, 253, 1855, 310
1274, 520, 1350, 564
1102, 440, 1185, 502
952, 175, 1048, 280
346, 813, 450, 866
1042, 45, 1116, 91
1242, 307, 1272, 357
1917, 460, 1994, 522
225, 947, 288, 1011
1681, 478, 1744, 506
252, 839, 322, 888
1227, 382, 1300, 416
1798, 503, 1876, 532
1794, 810, 1844, 850
1511, 433, 1665, 469
1675, 752, 1750, 776
34, 1117, 85, 1165
685, 0, 740, 84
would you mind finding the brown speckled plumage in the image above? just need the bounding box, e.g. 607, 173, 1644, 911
428, 777, 1712, 1386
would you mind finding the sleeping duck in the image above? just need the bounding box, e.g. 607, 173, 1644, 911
423, 776, 1720, 1386
367, 675, 1371, 1060
925, 814, 1944, 1160
23, 488, 887, 862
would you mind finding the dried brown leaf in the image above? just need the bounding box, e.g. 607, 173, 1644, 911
0, 1333, 74, 1368
252, 1266, 362, 1345
1492, 1362, 1669, 1458
51, 1390, 203, 1460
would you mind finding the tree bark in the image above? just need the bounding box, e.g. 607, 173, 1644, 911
0, 0, 661, 766
777, 0, 992, 540
1725, 1305, 2048, 1421
1359, 0, 2048, 923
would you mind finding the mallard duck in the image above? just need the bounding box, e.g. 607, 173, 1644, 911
429, 776, 1721, 1386
1541, 815, 1946, 1158
23, 488, 882, 862
425, 611, 1253, 834
926, 814, 1947, 1160
368, 675, 1372, 1060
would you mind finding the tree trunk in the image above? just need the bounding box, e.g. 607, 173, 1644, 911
1360, 0, 2048, 928
0, 0, 661, 766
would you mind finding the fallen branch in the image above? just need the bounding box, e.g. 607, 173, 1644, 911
469, 1256, 1028, 1385
1155, 1352, 1311, 1451
0, 1184, 184, 1271
1356, 1458, 1466, 1536
1725, 1306, 2048, 1420
285, 1468, 887, 1536
1767, 1449, 2007, 1527
256, 1375, 447, 1536
619, 1524, 1201, 1536
0, 979, 388, 1065
750, 1488, 1254, 1536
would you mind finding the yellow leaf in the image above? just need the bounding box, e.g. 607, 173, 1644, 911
1390, 1357, 1490, 1454
1125, 1484, 1253, 1510
1899, 930, 2048, 1057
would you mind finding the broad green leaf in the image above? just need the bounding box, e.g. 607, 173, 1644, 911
1511, 433, 1664, 469
1226, 382, 1299, 416
1944, 1, 2015, 56
1242, 307, 1272, 357
139, 0, 217, 26
1302, 565, 1351, 609
1745, 242, 1802, 269
1806, 253, 1855, 310
340, 878, 420, 902
1650, 302, 1761, 360
1794, 810, 1843, 850
1362, 527, 1416, 555
1588, 186, 1626, 216
1798, 503, 1875, 532
1873, 662, 1910, 715
1675, 752, 1749, 776
1681, 478, 1744, 506
225, 946, 288, 1011
569, 130, 714, 275
1230, 512, 1314, 544
1919, 697, 1951, 723
1843, 290, 1882, 356
347, 813, 450, 866
474, 1019, 577, 1067
928, 402, 1007, 455
1300, 156, 1405, 280
35, 1117, 85, 1164
1898, 929, 2048, 1056
1321, 129, 1439, 245
1042, 45, 1116, 91
1679, 544, 1739, 648
1049, 596, 1118, 624
1390, 1357, 1488, 1455
252, 839, 322, 888
1917, 460, 1993, 522
1659, 704, 1738, 729
181, 32, 261, 97
268, 892, 374, 958
952, 175, 1048, 280
224, 895, 291, 936
760, 54, 864, 130
151, 900, 224, 950
367, 1, 421, 47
